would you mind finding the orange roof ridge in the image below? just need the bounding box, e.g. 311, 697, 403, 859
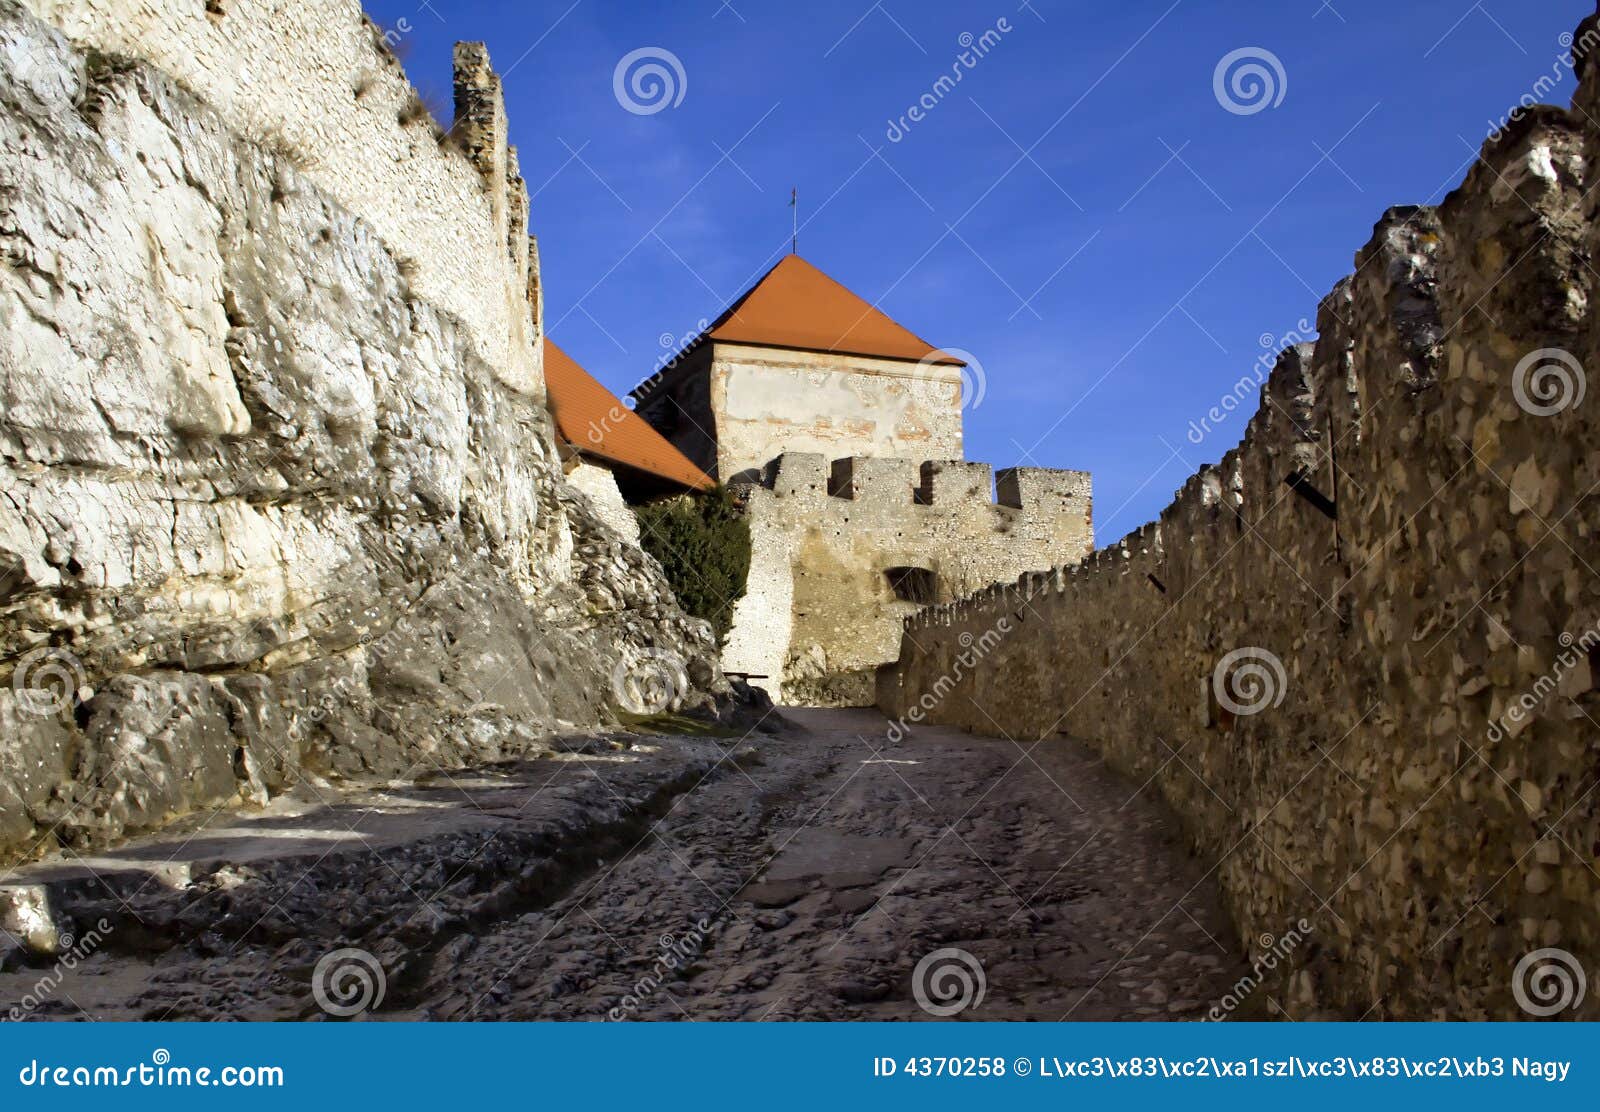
544, 339, 714, 492
704, 255, 964, 366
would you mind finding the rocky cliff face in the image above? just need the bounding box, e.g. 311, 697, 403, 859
0, 3, 726, 863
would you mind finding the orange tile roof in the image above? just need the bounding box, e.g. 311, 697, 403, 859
544, 339, 714, 492
704, 255, 964, 366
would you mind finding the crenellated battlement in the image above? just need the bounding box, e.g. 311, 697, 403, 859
748, 452, 1092, 526
723, 450, 1095, 704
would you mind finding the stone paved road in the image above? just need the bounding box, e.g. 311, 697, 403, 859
0, 709, 1248, 1021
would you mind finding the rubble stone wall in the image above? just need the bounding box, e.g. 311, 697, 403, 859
566, 460, 641, 546
879, 23, 1600, 1019
0, 2, 723, 864
728, 451, 1093, 704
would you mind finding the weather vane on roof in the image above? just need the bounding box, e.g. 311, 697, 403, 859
790, 187, 798, 255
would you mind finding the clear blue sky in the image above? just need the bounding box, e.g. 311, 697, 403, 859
365, 0, 1590, 545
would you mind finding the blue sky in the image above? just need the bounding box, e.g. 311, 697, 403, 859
365, 0, 1590, 544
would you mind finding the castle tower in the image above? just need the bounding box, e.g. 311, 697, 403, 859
632, 255, 967, 483
628, 255, 1094, 706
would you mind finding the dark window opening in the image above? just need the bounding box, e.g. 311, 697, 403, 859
653, 397, 683, 433
886, 566, 939, 605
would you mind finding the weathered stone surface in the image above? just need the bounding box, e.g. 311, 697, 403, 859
0, 710, 1250, 1021
880, 12, 1600, 1021
22, 0, 542, 394
0, 3, 727, 863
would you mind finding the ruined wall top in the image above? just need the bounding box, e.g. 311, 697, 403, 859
23, 0, 542, 394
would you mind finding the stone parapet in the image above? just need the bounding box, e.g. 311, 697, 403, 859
879, 41, 1600, 1019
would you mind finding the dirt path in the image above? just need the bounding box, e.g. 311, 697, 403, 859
1, 709, 1248, 1021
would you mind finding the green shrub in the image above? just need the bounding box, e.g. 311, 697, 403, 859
635, 488, 752, 644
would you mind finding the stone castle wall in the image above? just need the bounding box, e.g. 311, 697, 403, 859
878, 32, 1600, 1018
566, 459, 642, 546
0, 1, 723, 863
726, 451, 1093, 704
22, 0, 542, 394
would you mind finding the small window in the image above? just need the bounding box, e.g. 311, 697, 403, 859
886, 566, 939, 605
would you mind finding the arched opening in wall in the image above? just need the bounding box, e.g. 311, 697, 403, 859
886, 566, 940, 605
